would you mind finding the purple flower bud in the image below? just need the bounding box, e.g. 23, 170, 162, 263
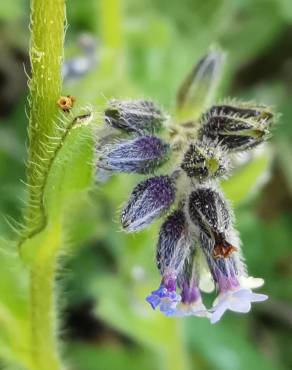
206, 253, 240, 291
156, 209, 190, 274
98, 136, 170, 174
177, 248, 200, 302
121, 175, 176, 232
181, 281, 201, 304
104, 99, 166, 134
199, 103, 273, 151
181, 140, 230, 181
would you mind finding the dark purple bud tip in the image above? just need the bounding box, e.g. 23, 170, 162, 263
156, 209, 188, 273
199, 103, 274, 152
104, 99, 167, 134
121, 175, 176, 232
98, 136, 170, 174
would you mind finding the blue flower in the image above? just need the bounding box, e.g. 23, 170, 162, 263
98, 135, 170, 174
146, 275, 181, 316
121, 175, 176, 232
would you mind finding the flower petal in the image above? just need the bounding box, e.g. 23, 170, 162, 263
239, 276, 265, 289
211, 288, 268, 323
210, 301, 228, 324
146, 283, 181, 315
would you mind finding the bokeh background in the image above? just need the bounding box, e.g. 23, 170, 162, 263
1, 1, 292, 370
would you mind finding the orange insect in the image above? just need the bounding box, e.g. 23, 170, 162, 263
57, 95, 76, 113
212, 232, 238, 258
213, 244, 237, 258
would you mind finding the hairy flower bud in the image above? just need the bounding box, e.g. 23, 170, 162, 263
176, 49, 225, 120
199, 103, 273, 151
156, 209, 190, 273
188, 185, 231, 238
98, 135, 170, 174
181, 140, 230, 180
146, 210, 190, 315
121, 175, 176, 232
104, 99, 166, 134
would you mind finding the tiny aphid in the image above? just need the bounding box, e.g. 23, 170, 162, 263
57, 95, 76, 113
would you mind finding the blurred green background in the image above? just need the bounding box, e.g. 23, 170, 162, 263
0, 0, 292, 370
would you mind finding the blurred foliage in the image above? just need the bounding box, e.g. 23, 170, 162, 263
0, 0, 292, 370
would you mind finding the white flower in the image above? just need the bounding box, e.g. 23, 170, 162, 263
210, 287, 268, 324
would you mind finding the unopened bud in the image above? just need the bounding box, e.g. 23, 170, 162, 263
199, 103, 273, 151
98, 135, 170, 174
188, 186, 231, 238
121, 175, 176, 232
176, 49, 225, 120
104, 99, 166, 134
181, 139, 230, 180
156, 209, 189, 274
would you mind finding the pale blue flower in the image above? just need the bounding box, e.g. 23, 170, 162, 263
211, 288, 268, 324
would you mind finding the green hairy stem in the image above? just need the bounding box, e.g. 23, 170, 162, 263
29, 222, 63, 370
27, 0, 65, 229
25, 1, 66, 369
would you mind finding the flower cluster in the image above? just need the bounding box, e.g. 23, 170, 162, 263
96, 51, 273, 323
